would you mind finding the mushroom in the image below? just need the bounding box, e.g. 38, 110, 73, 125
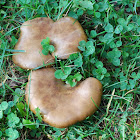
49, 17, 87, 59
25, 68, 102, 128
12, 18, 54, 69
12, 17, 87, 69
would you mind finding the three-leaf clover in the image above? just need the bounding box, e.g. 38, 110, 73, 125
55, 67, 72, 80
5, 128, 19, 140
41, 37, 55, 55
107, 48, 121, 66
78, 40, 86, 51
73, 53, 83, 67
92, 61, 109, 80
0, 101, 8, 119
69, 53, 83, 67
110, 41, 122, 48
74, 0, 93, 10
78, 40, 95, 56
117, 17, 134, 32
66, 73, 82, 87
7, 113, 20, 127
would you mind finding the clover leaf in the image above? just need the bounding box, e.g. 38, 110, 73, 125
83, 41, 95, 56
77, 9, 84, 16
68, 11, 78, 19
55, 69, 68, 79
95, 12, 101, 18
90, 30, 97, 38
41, 37, 50, 45
66, 75, 77, 87
7, 113, 20, 127
41, 37, 55, 55
101, 67, 107, 75
69, 53, 79, 60
110, 42, 116, 48
126, 24, 134, 31
105, 23, 114, 33
78, 40, 86, 51
63, 67, 72, 75
117, 18, 126, 26
0, 101, 8, 110
74, 53, 83, 67
99, 33, 114, 44
69, 53, 83, 67
73, 73, 82, 81
107, 48, 121, 66
116, 41, 122, 47
8, 101, 15, 107
115, 25, 123, 34
90, 58, 96, 64
55, 67, 72, 80
48, 45, 55, 52
66, 73, 82, 87
129, 79, 136, 89
112, 58, 120, 66
104, 33, 114, 40
79, 0, 93, 10
96, 75, 104, 80
5, 128, 19, 140
95, 61, 103, 69
92, 60, 108, 80
98, 2, 108, 12
0, 101, 8, 119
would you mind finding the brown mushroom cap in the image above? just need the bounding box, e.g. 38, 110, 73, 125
12, 17, 87, 69
12, 17, 54, 69
49, 17, 87, 59
25, 68, 102, 128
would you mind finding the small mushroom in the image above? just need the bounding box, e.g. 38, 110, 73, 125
25, 68, 102, 128
12, 17, 87, 69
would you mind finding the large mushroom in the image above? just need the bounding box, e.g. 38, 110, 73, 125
25, 68, 102, 128
12, 17, 87, 69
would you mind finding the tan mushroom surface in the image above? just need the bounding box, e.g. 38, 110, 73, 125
12, 18, 54, 69
25, 68, 102, 128
49, 17, 87, 59
12, 17, 87, 69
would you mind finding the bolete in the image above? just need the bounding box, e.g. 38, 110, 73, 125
25, 68, 102, 128
12, 17, 87, 69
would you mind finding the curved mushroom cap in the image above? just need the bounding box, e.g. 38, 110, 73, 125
25, 68, 102, 128
12, 17, 87, 69
12, 17, 54, 69
49, 17, 87, 59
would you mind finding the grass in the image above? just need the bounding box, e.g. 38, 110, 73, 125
0, 0, 140, 140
